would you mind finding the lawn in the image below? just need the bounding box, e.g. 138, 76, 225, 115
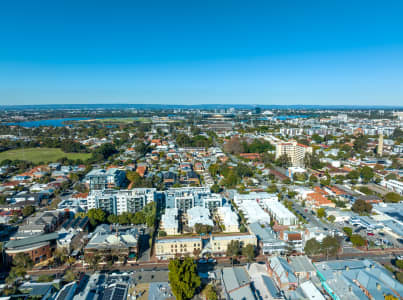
0, 148, 91, 163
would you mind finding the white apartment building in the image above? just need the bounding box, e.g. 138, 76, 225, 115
381, 179, 403, 195
215, 206, 239, 232
234, 192, 278, 206
160, 208, 180, 235
275, 141, 312, 167
87, 188, 156, 215
260, 199, 297, 226
164, 187, 214, 211
238, 200, 270, 224
186, 206, 214, 228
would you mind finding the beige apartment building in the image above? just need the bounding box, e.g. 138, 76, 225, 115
210, 233, 257, 256
155, 236, 202, 260
155, 233, 257, 260
275, 141, 312, 167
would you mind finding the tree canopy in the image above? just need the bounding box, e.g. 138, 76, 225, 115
168, 258, 201, 300
352, 199, 372, 214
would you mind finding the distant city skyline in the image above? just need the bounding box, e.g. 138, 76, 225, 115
1, 1, 403, 106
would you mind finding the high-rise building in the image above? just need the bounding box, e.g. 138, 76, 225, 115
275, 141, 313, 167
377, 133, 384, 157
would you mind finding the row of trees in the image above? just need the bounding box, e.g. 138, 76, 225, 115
224, 137, 274, 154
304, 236, 341, 258
175, 133, 213, 148
81, 202, 157, 228
209, 162, 254, 188
343, 227, 367, 247
226, 240, 256, 263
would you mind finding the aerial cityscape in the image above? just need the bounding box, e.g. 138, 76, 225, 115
0, 1, 403, 300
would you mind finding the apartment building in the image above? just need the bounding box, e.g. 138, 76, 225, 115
160, 208, 180, 235
259, 198, 297, 226
209, 233, 257, 256
155, 233, 257, 260
381, 179, 403, 195
215, 206, 239, 232
164, 187, 222, 212
87, 188, 156, 215
275, 141, 312, 167
155, 236, 202, 260
85, 168, 126, 190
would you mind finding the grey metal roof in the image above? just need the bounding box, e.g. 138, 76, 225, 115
5, 232, 59, 249
289, 256, 315, 273
261, 275, 282, 298
229, 285, 255, 300
249, 222, 276, 242
222, 267, 250, 292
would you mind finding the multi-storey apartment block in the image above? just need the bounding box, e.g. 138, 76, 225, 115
87, 188, 156, 215
275, 141, 313, 167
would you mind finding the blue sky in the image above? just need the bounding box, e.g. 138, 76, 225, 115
1, 0, 403, 106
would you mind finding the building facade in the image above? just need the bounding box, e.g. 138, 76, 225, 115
87, 188, 156, 215
275, 141, 313, 167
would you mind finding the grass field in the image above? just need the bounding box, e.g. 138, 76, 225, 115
0, 148, 92, 163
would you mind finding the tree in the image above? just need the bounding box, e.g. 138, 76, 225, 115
385, 173, 397, 181
304, 238, 321, 256
87, 208, 107, 227
95, 143, 117, 159
343, 227, 353, 237
194, 223, 213, 234
350, 235, 366, 247
135, 142, 149, 156
13, 253, 33, 270
37, 275, 54, 282
226, 240, 241, 265
360, 166, 374, 183
293, 172, 307, 182
309, 175, 318, 183
276, 154, 291, 168
203, 284, 218, 300
384, 294, 399, 300
168, 258, 201, 300
396, 260, 403, 269
352, 199, 372, 214
353, 135, 368, 152
22, 205, 35, 217
242, 244, 256, 262
347, 170, 360, 181
224, 137, 243, 154
239, 224, 247, 233
321, 236, 340, 259
63, 270, 76, 282
384, 192, 401, 203
6, 253, 34, 285
304, 153, 323, 170
85, 254, 100, 270
210, 184, 221, 194
327, 215, 336, 223
317, 208, 326, 218
107, 214, 119, 224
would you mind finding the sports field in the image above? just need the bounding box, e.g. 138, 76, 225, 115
0, 148, 91, 163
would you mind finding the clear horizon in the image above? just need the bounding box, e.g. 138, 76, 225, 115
1, 0, 403, 106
